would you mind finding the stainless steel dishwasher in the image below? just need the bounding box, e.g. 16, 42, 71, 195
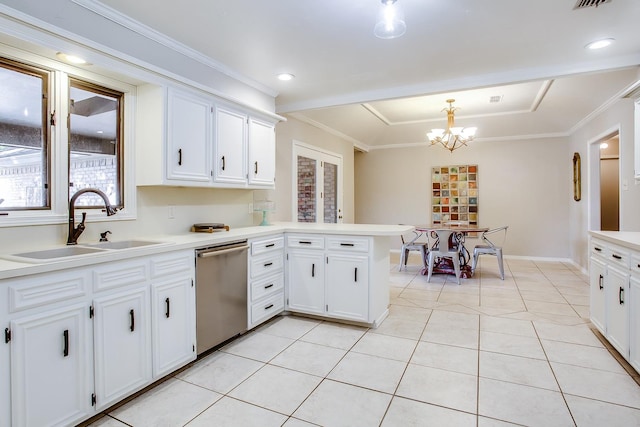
195, 240, 249, 355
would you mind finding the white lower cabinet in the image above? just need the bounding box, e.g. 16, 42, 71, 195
151, 276, 195, 378
326, 253, 369, 322
248, 235, 285, 329
631, 276, 640, 372
1, 250, 196, 426
93, 286, 152, 411
589, 235, 639, 374
286, 234, 381, 325
589, 256, 606, 333
606, 265, 630, 357
287, 250, 325, 315
10, 304, 92, 427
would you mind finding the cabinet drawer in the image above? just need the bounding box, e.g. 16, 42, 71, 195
590, 239, 607, 258
8, 270, 90, 313
287, 235, 324, 249
251, 236, 284, 256
250, 292, 284, 326
327, 236, 370, 253
608, 244, 630, 269
251, 253, 284, 279
93, 261, 148, 293
251, 273, 284, 302
150, 251, 193, 278
632, 255, 640, 276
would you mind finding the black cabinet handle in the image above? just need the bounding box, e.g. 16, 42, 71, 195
63, 329, 69, 357
265, 304, 274, 310
165, 297, 170, 318
619, 287, 625, 305
299, 241, 312, 245
221, 155, 226, 171
178, 148, 182, 166
254, 161, 258, 175
266, 243, 275, 248
129, 309, 135, 332
598, 274, 604, 290
594, 247, 602, 252
612, 254, 622, 260
312, 263, 315, 277
264, 262, 273, 267
264, 283, 274, 289
341, 243, 355, 247
355, 267, 358, 282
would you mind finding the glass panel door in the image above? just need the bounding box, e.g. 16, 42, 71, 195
293, 143, 342, 224
297, 155, 316, 222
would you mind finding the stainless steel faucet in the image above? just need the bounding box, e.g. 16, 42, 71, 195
67, 188, 118, 245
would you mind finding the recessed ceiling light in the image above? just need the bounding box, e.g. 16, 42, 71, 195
600, 142, 609, 149
277, 73, 295, 81
585, 38, 614, 50
56, 52, 89, 65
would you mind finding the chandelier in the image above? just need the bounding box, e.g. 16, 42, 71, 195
427, 99, 477, 152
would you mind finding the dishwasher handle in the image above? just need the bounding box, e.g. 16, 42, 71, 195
197, 244, 249, 258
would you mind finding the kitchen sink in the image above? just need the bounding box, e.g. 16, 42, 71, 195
83, 240, 167, 250
10, 246, 108, 261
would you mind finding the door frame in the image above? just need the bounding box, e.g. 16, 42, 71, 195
587, 125, 621, 231
291, 140, 343, 223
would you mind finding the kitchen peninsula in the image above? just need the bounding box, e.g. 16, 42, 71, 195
0, 222, 411, 427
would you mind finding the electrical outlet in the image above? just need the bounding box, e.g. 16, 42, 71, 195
168, 205, 175, 219
248, 203, 254, 214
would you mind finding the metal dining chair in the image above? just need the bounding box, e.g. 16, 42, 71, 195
399, 230, 428, 271
427, 229, 462, 284
471, 226, 508, 280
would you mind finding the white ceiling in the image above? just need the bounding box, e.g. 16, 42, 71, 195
61, 1, 640, 148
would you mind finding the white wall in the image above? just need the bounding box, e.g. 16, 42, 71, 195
0, 187, 254, 253
355, 137, 572, 258
569, 97, 639, 270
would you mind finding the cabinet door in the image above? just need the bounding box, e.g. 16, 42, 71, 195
93, 287, 152, 410
630, 276, 640, 372
606, 266, 629, 357
10, 304, 93, 427
287, 250, 325, 315
326, 254, 369, 322
151, 277, 196, 378
166, 88, 212, 183
214, 106, 247, 184
589, 256, 607, 334
248, 118, 276, 186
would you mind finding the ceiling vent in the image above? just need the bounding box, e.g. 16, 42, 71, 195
489, 95, 503, 103
573, 0, 611, 9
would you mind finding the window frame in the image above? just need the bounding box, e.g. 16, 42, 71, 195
0, 46, 136, 227
0, 57, 52, 211
67, 77, 125, 210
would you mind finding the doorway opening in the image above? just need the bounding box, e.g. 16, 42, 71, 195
599, 135, 620, 231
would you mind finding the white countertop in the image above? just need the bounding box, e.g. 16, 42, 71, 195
589, 231, 640, 252
0, 223, 413, 280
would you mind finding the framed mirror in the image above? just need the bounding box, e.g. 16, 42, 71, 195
573, 152, 581, 201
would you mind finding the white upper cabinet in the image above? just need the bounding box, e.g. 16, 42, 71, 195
166, 88, 212, 183
137, 84, 278, 189
248, 118, 276, 187
214, 106, 248, 185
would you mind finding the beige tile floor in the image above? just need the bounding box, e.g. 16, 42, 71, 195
88, 254, 640, 427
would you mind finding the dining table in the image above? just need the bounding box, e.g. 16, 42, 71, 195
414, 223, 490, 278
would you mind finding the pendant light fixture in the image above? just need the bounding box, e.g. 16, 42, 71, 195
374, 0, 406, 39
427, 99, 477, 152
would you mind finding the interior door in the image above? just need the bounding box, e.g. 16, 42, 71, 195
293, 143, 343, 223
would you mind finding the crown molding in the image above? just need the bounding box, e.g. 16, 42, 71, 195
71, 0, 277, 98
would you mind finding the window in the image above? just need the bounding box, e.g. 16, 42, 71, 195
0, 58, 50, 210
68, 79, 123, 208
